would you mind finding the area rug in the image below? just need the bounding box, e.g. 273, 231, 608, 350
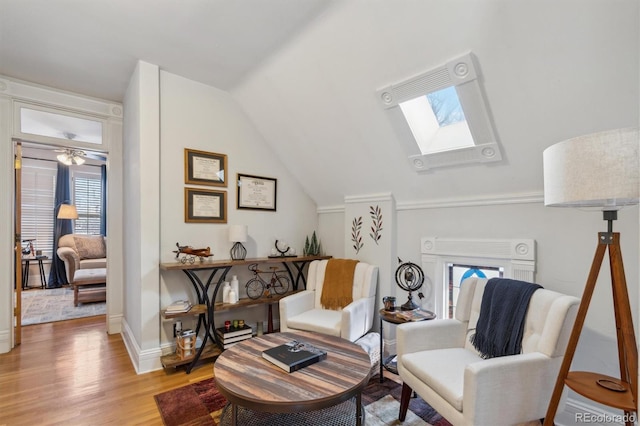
21, 287, 106, 325
154, 376, 452, 426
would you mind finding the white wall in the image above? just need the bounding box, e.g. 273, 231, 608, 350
122, 61, 162, 372
319, 198, 638, 419
157, 71, 319, 349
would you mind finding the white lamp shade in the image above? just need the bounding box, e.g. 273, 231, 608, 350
57, 204, 78, 219
228, 225, 248, 243
543, 127, 639, 209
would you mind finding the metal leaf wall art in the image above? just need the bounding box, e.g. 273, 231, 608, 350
369, 205, 383, 245
351, 216, 364, 254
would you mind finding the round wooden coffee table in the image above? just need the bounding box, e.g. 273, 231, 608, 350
214, 331, 372, 426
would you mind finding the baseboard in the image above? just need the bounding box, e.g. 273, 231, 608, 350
554, 397, 635, 426
121, 318, 164, 374
107, 313, 123, 334
0, 328, 10, 353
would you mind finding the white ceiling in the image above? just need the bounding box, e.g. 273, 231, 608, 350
2, 1, 638, 207
0, 0, 333, 101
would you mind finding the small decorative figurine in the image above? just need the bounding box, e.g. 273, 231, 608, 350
173, 242, 213, 264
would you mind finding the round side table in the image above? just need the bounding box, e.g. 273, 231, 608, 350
378, 308, 435, 382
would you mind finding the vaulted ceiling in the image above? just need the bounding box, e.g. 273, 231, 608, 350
2, 1, 638, 207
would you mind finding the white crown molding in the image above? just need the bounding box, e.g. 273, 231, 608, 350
398, 191, 543, 210
344, 192, 394, 204
317, 205, 345, 214
0, 75, 122, 119
318, 191, 543, 214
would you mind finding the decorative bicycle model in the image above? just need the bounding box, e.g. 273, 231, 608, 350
245, 263, 290, 299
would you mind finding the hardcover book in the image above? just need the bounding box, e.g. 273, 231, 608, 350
215, 324, 252, 338
218, 333, 253, 345
262, 340, 327, 373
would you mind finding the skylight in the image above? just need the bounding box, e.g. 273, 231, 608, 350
377, 53, 501, 171
399, 86, 473, 155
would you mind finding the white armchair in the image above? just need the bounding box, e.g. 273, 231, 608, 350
279, 259, 378, 342
397, 277, 579, 426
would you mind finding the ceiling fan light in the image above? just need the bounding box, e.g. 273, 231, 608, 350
73, 156, 85, 165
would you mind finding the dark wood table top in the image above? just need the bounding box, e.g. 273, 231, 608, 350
214, 331, 371, 413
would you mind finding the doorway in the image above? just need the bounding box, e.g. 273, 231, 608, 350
16, 140, 108, 329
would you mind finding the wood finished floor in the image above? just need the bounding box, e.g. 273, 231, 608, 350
0, 315, 213, 426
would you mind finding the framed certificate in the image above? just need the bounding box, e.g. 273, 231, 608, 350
184, 148, 227, 187
185, 188, 227, 223
237, 173, 277, 211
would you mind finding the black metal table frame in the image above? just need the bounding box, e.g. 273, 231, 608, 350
177, 258, 320, 373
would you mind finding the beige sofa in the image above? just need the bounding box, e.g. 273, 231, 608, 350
57, 234, 107, 283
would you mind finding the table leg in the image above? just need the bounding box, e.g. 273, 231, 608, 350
379, 316, 384, 383
38, 259, 46, 288
22, 261, 30, 290
356, 392, 363, 426
231, 403, 237, 426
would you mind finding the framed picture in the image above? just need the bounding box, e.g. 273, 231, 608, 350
184, 148, 227, 187
185, 188, 227, 223
237, 173, 277, 211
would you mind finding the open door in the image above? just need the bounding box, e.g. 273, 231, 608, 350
14, 142, 22, 345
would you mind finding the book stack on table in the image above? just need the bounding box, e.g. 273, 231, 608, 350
216, 324, 253, 349
262, 340, 327, 373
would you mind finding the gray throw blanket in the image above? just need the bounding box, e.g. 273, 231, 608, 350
470, 278, 542, 359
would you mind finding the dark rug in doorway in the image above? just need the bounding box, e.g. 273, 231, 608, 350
21, 287, 106, 325
154, 376, 452, 426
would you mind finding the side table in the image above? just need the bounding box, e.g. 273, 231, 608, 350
22, 256, 48, 290
378, 308, 435, 383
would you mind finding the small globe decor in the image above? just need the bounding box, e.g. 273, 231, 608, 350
395, 260, 424, 311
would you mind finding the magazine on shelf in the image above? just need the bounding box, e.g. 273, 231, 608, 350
394, 308, 436, 322
262, 340, 327, 373
215, 324, 252, 339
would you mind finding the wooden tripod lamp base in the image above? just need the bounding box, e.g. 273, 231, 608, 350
544, 225, 638, 425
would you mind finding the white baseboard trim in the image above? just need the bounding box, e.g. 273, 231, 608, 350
121, 319, 164, 374
107, 313, 123, 334
554, 397, 635, 426
0, 328, 10, 353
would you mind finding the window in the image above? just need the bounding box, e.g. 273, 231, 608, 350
21, 159, 57, 257
20, 107, 103, 144
72, 167, 102, 235
377, 52, 502, 170
420, 237, 536, 319
447, 263, 503, 318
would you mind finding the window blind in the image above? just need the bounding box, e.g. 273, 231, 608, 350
21, 159, 57, 257
72, 168, 102, 235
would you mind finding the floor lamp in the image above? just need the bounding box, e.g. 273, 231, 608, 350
542, 128, 638, 425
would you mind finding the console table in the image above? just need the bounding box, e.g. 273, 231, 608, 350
159, 255, 330, 373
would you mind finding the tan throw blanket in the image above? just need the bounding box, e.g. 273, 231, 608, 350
320, 259, 359, 310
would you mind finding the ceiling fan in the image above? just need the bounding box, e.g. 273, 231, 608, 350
55, 148, 86, 165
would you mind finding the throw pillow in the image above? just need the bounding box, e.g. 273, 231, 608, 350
74, 235, 106, 259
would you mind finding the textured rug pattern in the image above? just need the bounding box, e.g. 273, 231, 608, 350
21, 287, 106, 325
154, 377, 452, 426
